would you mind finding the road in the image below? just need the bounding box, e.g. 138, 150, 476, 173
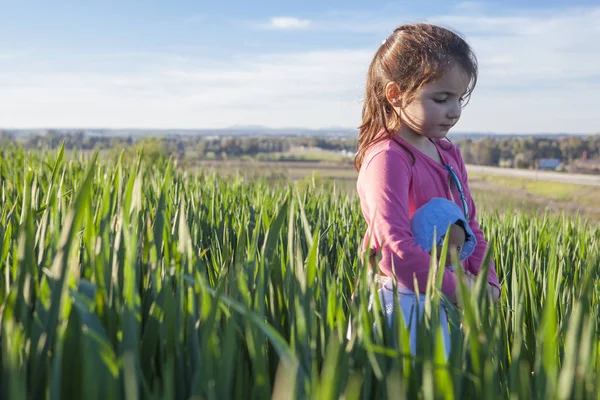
465, 165, 600, 187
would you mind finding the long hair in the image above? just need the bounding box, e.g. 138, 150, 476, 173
354, 23, 478, 171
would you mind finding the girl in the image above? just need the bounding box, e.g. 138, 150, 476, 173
355, 23, 501, 352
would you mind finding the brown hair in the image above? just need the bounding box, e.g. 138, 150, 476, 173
354, 23, 478, 171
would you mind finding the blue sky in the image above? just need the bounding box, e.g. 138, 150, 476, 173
1, 1, 599, 133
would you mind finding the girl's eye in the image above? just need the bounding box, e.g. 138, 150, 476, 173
433, 98, 447, 104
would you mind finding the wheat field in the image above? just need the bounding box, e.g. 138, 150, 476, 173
0, 145, 599, 399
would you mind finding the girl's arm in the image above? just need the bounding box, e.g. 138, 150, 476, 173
359, 148, 458, 298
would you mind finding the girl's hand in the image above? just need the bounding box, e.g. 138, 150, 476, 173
450, 269, 501, 307
487, 284, 501, 302
462, 270, 477, 290
446, 269, 475, 307
462, 270, 501, 302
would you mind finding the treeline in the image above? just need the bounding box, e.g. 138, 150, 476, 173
2, 130, 599, 172
191, 136, 355, 157
0, 130, 356, 154
457, 136, 600, 170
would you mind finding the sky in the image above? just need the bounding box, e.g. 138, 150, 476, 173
1, 0, 599, 134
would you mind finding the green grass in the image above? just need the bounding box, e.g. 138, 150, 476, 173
254, 151, 351, 163
1, 145, 599, 399
469, 172, 600, 204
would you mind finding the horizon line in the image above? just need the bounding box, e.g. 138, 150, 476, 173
2, 127, 598, 136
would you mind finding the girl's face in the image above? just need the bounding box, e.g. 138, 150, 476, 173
398, 64, 471, 140
436, 223, 466, 267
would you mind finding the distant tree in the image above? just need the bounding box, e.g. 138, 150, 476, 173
457, 140, 474, 164
535, 140, 562, 160
0, 130, 15, 146
514, 151, 535, 169
124, 137, 169, 164
472, 140, 500, 166
195, 141, 206, 157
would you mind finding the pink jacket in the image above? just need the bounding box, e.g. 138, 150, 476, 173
357, 134, 501, 297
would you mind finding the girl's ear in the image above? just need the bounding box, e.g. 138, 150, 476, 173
385, 82, 403, 108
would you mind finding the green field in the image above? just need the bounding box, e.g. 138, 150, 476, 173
1, 146, 599, 399
194, 160, 600, 224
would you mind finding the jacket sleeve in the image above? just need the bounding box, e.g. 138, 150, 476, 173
454, 148, 501, 295
360, 149, 458, 297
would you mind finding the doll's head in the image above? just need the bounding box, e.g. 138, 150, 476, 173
410, 197, 476, 265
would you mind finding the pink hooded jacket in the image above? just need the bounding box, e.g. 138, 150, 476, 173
357, 134, 501, 298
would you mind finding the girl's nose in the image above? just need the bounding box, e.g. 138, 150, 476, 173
447, 101, 462, 119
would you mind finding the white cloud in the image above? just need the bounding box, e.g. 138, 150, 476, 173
429, 9, 600, 89
0, 49, 370, 129
453, 1, 486, 13
1, 6, 600, 133
0, 50, 32, 60
425, 7, 600, 133
264, 17, 311, 30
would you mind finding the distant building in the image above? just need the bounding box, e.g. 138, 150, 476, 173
571, 158, 600, 174
538, 158, 561, 170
